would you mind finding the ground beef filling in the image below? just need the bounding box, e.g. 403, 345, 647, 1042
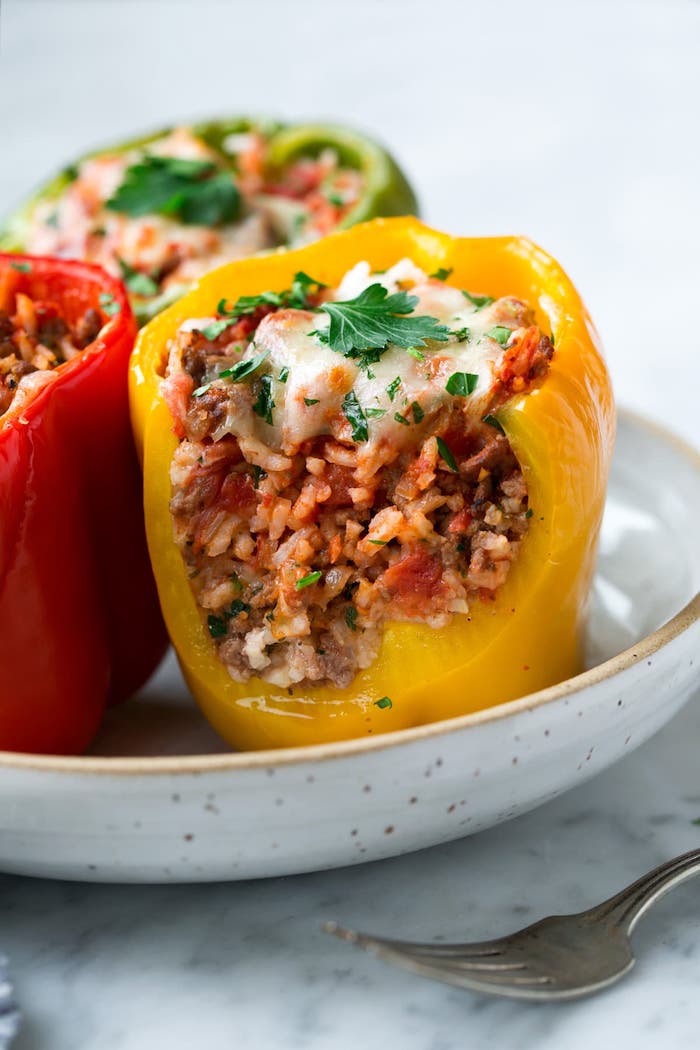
165, 300, 551, 689
0, 292, 102, 416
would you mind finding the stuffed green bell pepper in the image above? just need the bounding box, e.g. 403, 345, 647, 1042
0, 119, 418, 324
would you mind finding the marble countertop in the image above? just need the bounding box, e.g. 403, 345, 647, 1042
1, 1, 699, 1047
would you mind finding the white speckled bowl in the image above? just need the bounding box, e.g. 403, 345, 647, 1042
0, 410, 697, 883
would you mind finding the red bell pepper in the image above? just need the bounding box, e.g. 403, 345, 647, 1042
0, 254, 167, 754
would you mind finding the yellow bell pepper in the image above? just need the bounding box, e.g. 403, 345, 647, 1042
130, 217, 615, 750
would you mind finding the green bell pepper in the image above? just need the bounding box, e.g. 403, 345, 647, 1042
0, 118, 418, 324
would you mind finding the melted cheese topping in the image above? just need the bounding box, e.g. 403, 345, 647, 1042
201, 259, 518, 467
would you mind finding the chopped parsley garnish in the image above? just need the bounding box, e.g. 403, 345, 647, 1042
446, 372, 479, 397
290, 270, 326, 305
374, 696, 393, 709
200, 318, 236, 341
368, 539, 387, 545
394, 412, 410, 426
346, 606, 358, 631
452, 327, 470, 342
525, 508, 534, 519
436, 436, 458, 473
485, 325, 512, 346
193, 349, 269, 396
202, 272, 325, 341
278, 366, 290, 383
430, 267, 453, 281
207, 598, 251, 638
304, 397, 320, 406
342, 389, 368, 442
462, 290, 495, 310
207, 615, 228, 639
386, 376, 401, 402
252, 373, 275, 425
295, 570, 322, 591
319, 284, 450, 358
326, 192, 345, 207
406, 347, 425, 361
365, 407, 387, 419
218, 271, 324, 320
251, 465, 266, 488
483, 413, 505, 435
99, 292, 121, 316
10, 260, 31, 273
106, 155, 241, 226
411, 401, 424, 423
116, 256, 159, 298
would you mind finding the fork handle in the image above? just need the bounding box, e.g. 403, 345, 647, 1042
586, 848, 700, 934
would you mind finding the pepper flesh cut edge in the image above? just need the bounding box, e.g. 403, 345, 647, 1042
130, 217, 615, 750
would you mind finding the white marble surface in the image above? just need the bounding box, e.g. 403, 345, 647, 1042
1, 0, 699, 1047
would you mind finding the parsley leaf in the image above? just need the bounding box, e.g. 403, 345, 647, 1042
200, 318, 235, 341
365, 407, 387, 419
319, 284, 449, 357
290, 271, 326, 305
106, 155, 241, 227
411, 401, 424, 423
278, 366, 289, 383
207, 598, 250, 638
346, 606, 358, 631
485, 325, 512, 346
462, 290, 495, 310
436, 436, 458, 473
253, 373, 275, 425
219, 349, 269, 383
295, 570, 322, 591
394, 412, 410, 426
304, 397, 320, 406
99, 292, 121, 316
386, 376, 401, 402
10, 261, 31, 273
446, 372, 479, 397
342, 390, 368, 442
430, 267, 453, 281
217, 271, 324, 321
374, 696, 393, 709
117, 256, 159, 298
207, 614, 228, 639
452, 327, 470, 342
483, 413, 505, 435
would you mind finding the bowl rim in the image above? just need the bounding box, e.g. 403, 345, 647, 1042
2, 407, 698, 777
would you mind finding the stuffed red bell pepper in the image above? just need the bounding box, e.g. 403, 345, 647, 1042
0, 254, 167, 754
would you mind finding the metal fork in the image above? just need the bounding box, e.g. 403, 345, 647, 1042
324, 848, 700, 1000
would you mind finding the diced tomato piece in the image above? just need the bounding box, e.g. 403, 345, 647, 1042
323, 462, 356, 507
497, 325, 552, 393
219, 471, 257, 517
448, 508, 472, 533
381, 548, 445, 615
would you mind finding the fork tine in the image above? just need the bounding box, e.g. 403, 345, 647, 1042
324, 922, 507, 960
323, 923, 531, 973
324, 923, 559, 996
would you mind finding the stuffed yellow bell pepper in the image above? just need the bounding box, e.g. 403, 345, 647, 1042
130, 217, 615, 750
